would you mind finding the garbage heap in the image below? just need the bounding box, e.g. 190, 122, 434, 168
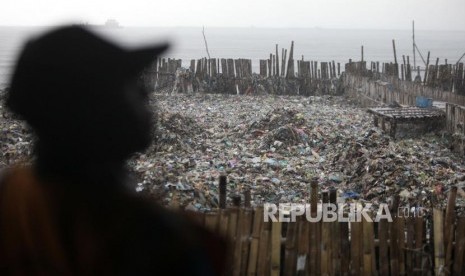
131, 94, 465, 213
0, 88, 34, 168
1, 89, 464, 214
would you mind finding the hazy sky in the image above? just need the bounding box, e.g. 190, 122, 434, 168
1, 0, 465, 30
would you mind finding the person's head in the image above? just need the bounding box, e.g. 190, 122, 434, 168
6, 25, 169, 164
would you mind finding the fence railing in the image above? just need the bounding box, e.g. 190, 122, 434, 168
184, 186, 462, 276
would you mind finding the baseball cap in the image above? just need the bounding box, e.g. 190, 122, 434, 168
6, 25, 169, 120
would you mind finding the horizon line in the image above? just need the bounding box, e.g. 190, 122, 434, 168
0, 24, 464, 32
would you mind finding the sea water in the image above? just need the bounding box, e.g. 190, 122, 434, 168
1, 26, 464, 88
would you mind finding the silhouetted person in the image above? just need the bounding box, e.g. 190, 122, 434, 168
0, 25, 225, 275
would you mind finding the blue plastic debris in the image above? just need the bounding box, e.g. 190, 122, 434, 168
415, 96, 433, 108
342, 191, 360, 199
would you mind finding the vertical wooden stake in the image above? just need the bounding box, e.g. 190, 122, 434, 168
270, 221, 282, 276
219, 174, 227, 209
433, 208, 445, 276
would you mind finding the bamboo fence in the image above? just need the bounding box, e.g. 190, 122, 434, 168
185, 187, 463, 276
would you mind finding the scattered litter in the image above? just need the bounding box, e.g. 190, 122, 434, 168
2, 90, 465, 213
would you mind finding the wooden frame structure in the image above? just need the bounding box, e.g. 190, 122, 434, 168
367, 107, 445, 138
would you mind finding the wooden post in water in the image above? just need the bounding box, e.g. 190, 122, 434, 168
407, 56, 411, 81
286, 41, 295, 79
272, 55, 276, 76
434, 57, 440, 86
332, 61, 336, 79
259, 60, 267, 77
424, 51, 430, 85
402, 55, 407, 81
393, 39, 398, 77
361, 45, 364, 62
401, 64, 405, 81
275, 44, 280, 77
281, 48, 287, 77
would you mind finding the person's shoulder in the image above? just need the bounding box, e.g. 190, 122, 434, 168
112, 196, 225, 275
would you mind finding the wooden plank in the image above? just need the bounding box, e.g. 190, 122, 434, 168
406, 217, 415, 275
350, 221, 362, 275
204, 212, 219, 233
414, 216, 424, 276
296, 219, 310, 276
445, 186, 458, 272
378, 218, 390, 276
362, 214, 374, 276
270, 221, 282, 276
232, 208, 246, 276
433, 208, 445, 276
284, 220, 298, 275
452, 217, 465, 275
257, 221, 271, 276
286, 41, 295, 78
330, 190, 341, 275
390, 215, 400, 276
276, 44, 280, 77
340, 222, 350, 276
226, 208, 239, 275
218, 209, 229, 237
397, 211, 406, 275
247, 207, 263, 275
308, 220, 318, 276
239, 209, 253, 276
321, 220, 332, 275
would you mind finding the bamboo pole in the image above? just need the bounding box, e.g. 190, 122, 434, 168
398, 217, 406, 275
378, 218, 389, 276
433, 208, 445, 276
239, 209, 253, 275
270, 221, 282, 276
204, 212, 219, 232
339, 221, 350, 274
393, 39, 398, 76
445, 186, 458, 272
284, 219, 298, 276
414, 216, 424, 276
257, 221, 271, 275
350, 218, 362, 275
286, 41, 295, 79
362, 213, 374, 276
276, 44, 280, 77
232, 209, 245, 276
247, 208, 263, 275
361, 45, 364, 62
424, 51, 431, 85
321, 220, 331, 275
453, 217, 465, 275
218, 209, 229, 237
406, 217, 415, 275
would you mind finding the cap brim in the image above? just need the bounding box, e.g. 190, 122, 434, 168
125, 43, 170, 75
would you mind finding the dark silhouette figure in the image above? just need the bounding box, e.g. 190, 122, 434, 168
0, 26, 225, 275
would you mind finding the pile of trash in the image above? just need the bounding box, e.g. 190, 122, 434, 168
2, 90, 465, 214
130, 94, 465, 212
0, 88, 34, 167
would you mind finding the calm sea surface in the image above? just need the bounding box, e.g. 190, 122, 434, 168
1, 26, 464, 88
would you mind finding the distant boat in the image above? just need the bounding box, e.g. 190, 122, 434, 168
103, 19, 122, 28
74, 19, 122, 29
